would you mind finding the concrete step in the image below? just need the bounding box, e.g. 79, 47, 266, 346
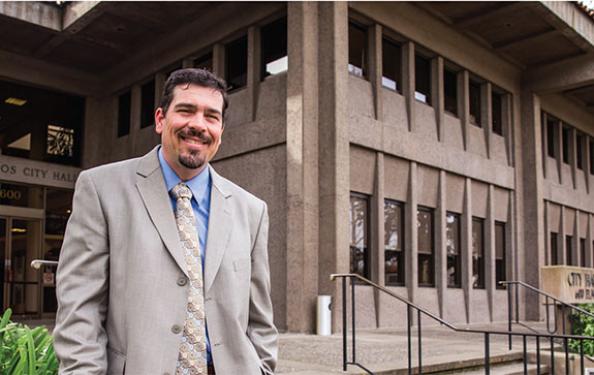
444, 361, 549, 375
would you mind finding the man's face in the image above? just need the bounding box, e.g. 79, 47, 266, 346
155, 84, 224, 180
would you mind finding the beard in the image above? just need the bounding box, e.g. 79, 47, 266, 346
177, 127, 213, 169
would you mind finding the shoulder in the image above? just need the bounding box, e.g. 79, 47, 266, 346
77, 156, 143, 187
210, 168, 266, 212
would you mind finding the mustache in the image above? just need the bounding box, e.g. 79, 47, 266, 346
177, 128, 212, 144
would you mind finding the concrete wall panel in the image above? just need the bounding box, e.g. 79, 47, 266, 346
350, 146, 376, 195
580, 212, 589, 237
548, 202, 562, 232
491, 134, 508, 166
471, 180, 488, 218
378, 287, 409, 329
415, 102, 438, 142
493, 187, 509, 222
442, 288, 466, 324
445, 173, 464, 213
417, 164, 439, 208
257, 74, 287, 122
226, 89, 251, 129
565, 207, 576, 234
492, 290, 508, 322
384, 155, 409, 202
382, 89, 407, 131
469, 290, 490, 323
468, 125, 487, 158
443, 114, 464, 150
348, 76, 375, 121
415, 287, 439, 321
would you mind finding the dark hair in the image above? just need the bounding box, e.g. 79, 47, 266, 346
159, 68, 228, 118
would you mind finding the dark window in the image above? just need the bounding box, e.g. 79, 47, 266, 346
444, 68, 457, 116
472, 217, 485, 289
117, 91, 131, 137
580, 238, 587, 267
348, 22, 367, 78
495, 222, 506, 289
261, 17, 288, 78
546, 114, 558, 158
417, 207, 434, 287
226, 35, 248, 91
492, 91, 503, 135
469, 80, 481, 127
550, 233, 558, 265
140, 79, 155, 129
446, 212, 461, 288
194, 52, 213, 71
590, 139, 594, 175
385, 200, 405, 286
382, 38, 401, 92
350, 193, 369, 278
562, 126, 570, 164
577, 133, 584, 170
165, 62, 183, 79
566, 235, 573, 266
415, 54, 431, 105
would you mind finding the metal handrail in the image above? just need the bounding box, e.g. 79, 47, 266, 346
30, 260, 59, 269
332, 273, 594, 375
501, 280, 594, 336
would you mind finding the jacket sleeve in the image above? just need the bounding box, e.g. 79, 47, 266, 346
53, 171, 109, 375
247, 202, 278, 375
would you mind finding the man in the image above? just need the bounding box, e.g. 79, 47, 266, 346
54, 68, 278, 375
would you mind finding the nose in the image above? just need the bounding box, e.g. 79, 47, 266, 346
187, 112, 208, 131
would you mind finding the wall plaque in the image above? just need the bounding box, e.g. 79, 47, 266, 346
541, 266, 594, 304
0, 155, 80, 189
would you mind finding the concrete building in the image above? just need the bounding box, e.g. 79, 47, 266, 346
0, 1, 593, 333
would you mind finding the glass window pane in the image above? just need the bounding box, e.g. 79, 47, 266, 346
348, 22, 367, 78
350, 194, 369, 278
417, 207, 434, 286
580, 238, 586, 267
566, 235, 573, 266
194, 52, 213, 71
118, 91, 131, 137
551, 233, 558, 265
546, 114, 557, 158
140, 79, 155, 129
495, 222, 506, 289
385, 200, 404, 286
469, 80, 481, 127
444, 68, 457, 116
261, 17, 288, 78
382, 38, 401, 92
590, 140, 594, 175
415, 55, 431, 105
576, 133, 583, 170
562, 126, 570, 164
472, 218, 484, 289
226, 35, 248, 91
492, 91, 503, 135
446, 212, 461, 288
0, 183, 43, 208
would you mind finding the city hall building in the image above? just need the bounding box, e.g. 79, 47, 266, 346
0, 1, 593, 333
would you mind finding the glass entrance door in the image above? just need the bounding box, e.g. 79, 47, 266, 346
2, 217, 42, 317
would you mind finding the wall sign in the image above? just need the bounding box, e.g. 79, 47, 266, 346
0, 154, 80, 189
542, 266, 594, 303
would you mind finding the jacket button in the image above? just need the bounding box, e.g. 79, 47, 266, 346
177, 277, 187, 286
171, 324, 182, 334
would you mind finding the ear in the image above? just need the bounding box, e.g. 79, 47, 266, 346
155, 107, 165, 135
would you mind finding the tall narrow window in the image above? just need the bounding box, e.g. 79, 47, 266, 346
444, 68, 458, 116
226, 35, 248, 91
194, 52, 213, 71
417, 207, 434, 287
469, 80, 482, 127
261, 17, 288, 78
492, 91, 503, 135
350, 193, 369, 278
117, 91, 131, 137
546, 115, 557, 158
446, 212, 461, 288
348, 22, 367, 78
415, 54, 431, 105
385, 200, 404, 286
382, 37, 401, 92
472, 218, 485, 289
580, 238, 587, 267
566, 235, 574, 266
576, 133, 584, 170
495, 222, 506, 289
562, 125, 570, 164
550, 233, 558, 265
140, 79, 155, 129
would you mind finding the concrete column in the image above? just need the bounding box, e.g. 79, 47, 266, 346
369, 24, 382, 122
212, 43, 225, 78
504, 93, 514, 167
402, 42, 415, 132
285, 2, 320, 333
462, 177, 472, 323
436, 170, 447, 317
557, 120, 563, 185
434, 57, 444, 142
482, 82, 492, 159
373, 152, 384, 325
542, 112, 548, 179
486, 185, 495, 321
317, 2, 350, 332
588, 214, 593, 267
585, 135, 591, 194
574, 210, 580, 266
459, 70, 470, 151
407, 162, 418, 302
544, 201, 550, 265
247, 26, 260, 122
560, 206, 567, 264
571, 127, 577, 189
520, 91, 544, 320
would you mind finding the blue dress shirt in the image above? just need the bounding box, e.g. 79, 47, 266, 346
158, 147, 213, 364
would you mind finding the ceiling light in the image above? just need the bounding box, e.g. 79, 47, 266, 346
5, 97, 27, 106
11, 228, 26, 233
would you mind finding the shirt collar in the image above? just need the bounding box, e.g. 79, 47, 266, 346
158, 147, 211, 206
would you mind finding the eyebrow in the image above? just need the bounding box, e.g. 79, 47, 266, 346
174, 102, 222, 117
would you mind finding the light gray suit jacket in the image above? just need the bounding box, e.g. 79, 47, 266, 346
54, 147, 278, 375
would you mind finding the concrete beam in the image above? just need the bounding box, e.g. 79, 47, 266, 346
62, 1, 103, 31
0, 1, 61, 31
523, 52, 594, 93
539, 1, 594, 51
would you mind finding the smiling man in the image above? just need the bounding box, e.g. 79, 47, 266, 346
54, 68, 278, 375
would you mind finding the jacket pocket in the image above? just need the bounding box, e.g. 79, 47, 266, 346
107, 347, 126, 375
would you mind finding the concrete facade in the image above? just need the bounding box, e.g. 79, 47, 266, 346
0, 1, 593, 332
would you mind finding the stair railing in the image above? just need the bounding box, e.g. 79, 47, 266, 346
331, 273, 594, 375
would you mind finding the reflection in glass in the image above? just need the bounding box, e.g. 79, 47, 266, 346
472, 218, 484, 289
385, 200, 404, 286
495, 222, 506, 289
417, 207, 434, 286
350, 194, 369, 278
446, 212, 461, 288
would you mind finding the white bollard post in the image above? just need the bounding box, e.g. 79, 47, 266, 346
317, 295, 332, 336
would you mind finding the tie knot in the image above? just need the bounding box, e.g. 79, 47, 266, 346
171, 183, 192, 201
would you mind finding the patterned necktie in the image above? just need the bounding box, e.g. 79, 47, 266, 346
171, 183, 207, 375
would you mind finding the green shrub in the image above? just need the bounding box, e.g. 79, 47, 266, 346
569, 303, 594, 356
0, 309, 58, 375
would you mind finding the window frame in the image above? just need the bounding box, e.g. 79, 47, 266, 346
348, 21, 368, 79
472, 217, 485, 289
225, 35, 248, 92
566, 235, 574, 266
550, 232, 558, 265
414, 53, 432, 106
384, 199, 405, 286
495, 221, 506, 289
417, 206, 435, 287
350, 192, 370, 279
492, 90, 504, 136
443, 67, 458, 117
381, 36, 402, 93
469, 79, 482, 127
260, 16, 288, 79
140, 78, 155, 129
446, 212, 462, 288
117, 90, 132, 138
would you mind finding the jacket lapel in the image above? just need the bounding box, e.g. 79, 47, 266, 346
135, 148, 188, 278
204, 166, 233, 293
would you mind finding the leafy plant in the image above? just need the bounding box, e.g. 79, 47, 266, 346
0, 309, 58, 374
569, 303, 594, 356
